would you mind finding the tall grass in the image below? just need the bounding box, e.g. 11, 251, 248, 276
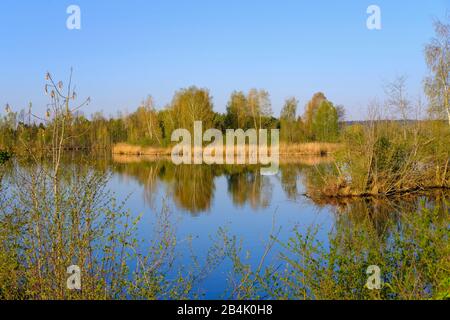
112, 142, 340, 157
306, 120, 450, 199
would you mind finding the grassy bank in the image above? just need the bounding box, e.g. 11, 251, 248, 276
306, 121, 450, 200
112, 142, 341, 157
112, 143, 172, 156
112, 153, 334, 166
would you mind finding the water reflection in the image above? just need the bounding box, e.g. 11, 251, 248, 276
6, 153, 449, 222
109, 156, 449, 299
332, 193, 450, 236
110, 154, 450, 221
2, 154, 448, 299
112, 154, 332, 214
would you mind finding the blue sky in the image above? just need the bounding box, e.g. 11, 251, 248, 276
0, 0, 447, 120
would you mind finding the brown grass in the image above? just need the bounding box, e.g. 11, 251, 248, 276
112, 153, 334, 166
112, 143, 171, 156
279, 143, 341, 155
112, 142, 341, 157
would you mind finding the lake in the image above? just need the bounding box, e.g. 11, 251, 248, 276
110, 155, 336, 298
1, 154, 448, 299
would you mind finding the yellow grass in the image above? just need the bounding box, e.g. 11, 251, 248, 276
112, 143, 171, 156
112, 142, 342, 157
279, 142, 341, 155
112, 153, 334, 166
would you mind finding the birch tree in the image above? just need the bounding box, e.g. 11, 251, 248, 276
424, 17, 450, 125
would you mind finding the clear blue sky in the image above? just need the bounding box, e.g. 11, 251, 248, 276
0, 0, 447, 120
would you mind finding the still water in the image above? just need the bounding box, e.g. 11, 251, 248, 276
110, 155, 335, 298
3, 154, 446, 298
103, 154, 444, 298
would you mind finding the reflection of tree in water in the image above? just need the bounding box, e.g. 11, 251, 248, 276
113, 160, 216, 215
142, 162, 162, 206
329, 192, 450, 237
112, 158, 450, 220
301, 162, 338, 199
226, 167, 273, 210
114, 159, 276, 213
280, 164, 301, 200
170, 165, 215, 215
112, 160, 311, 213
113, 160, 162, 206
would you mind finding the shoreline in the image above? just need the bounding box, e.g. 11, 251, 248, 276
111, 142, 342, 157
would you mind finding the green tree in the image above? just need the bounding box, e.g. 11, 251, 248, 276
158, 107, 176, 146
171, 86, 215, 134
124, 96, 162, 146
280, 97, 299, 143
312, 100, 339, 142
304, 92, 327, 140
225, 91, 248, 129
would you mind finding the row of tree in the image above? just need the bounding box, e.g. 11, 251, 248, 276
1, 16, 448, 154
0, 89, 343, 152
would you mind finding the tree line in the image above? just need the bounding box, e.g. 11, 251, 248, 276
1, 16, 447, 154
0, 89, 343, 153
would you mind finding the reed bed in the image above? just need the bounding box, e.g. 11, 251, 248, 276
112, 153, 334, 166
112, 142, 341, 156
279, 142, 341, 155
305, 121, 450, 200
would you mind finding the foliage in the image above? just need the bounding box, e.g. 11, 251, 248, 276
171, 86, 215, 134
280, 97, 305, 143
0, 151, 11, 165
272, 201, 450, 299
221, 200, 450, 300
306, 109, 450, 198
225, 91, 249, 129
303, 92, 327, 140
1, 85, 344, 153
311, 101, 339, 142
